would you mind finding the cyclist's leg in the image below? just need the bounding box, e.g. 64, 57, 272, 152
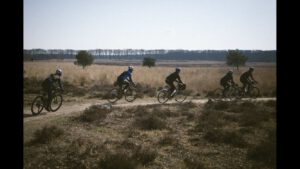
123, 80, 130, 90
240, 80, 247, 93
117, 79, 123, 93
221, 82, 228, 96
246, 79, 252, 93
41, 87, 47, 103
165, 80, 173, 95
169, 82, 176, 95
45, 88, 51, 111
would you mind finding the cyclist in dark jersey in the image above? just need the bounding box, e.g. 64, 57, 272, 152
165, 68, 183, 96
116, 66, 135, 93
220, 70, 236, 96
240, 67, 257, 92
41, 68, 64, 110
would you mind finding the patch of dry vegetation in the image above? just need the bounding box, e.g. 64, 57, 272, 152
76, 105, 112, 123
193, 100, 276, 168
24, 100, 276, 169
28, 125, 64, 145
24, 61, 276, 97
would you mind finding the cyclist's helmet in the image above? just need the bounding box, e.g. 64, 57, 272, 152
56, 68, 62, 76
175, 67, 181, 72
249, 67, 254, 71
128, 66, 134, 72
228, 70, 233, 74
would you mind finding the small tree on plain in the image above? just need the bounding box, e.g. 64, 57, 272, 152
226, 50, 248, 70
75, 50, 94, 69
143, 57, 156, 68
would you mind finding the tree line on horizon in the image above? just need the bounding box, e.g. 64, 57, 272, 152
23, 49, 276, 62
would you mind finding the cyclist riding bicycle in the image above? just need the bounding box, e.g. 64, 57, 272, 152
41, 68, 64, 111
165, 67, 184, 97
240, 67, 258, 93
116, 66, 136, 94
220, 70, 236, 96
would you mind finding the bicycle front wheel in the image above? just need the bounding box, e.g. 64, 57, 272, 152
211, 88, 223, 101
174, 91, 187, 103
107, 88, 120, 103
231, 87, 242, 100
157, 90, 169, 104
249, 87, 260, 98
50, 94, 63, 112
125, 88, 137, 102
223, 89, 233, 101
31, 96, 44, 115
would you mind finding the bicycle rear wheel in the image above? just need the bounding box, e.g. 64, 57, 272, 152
125, 88, 137, 102
157, 89, 169, 104
174, 91, 187, 103
107, 88, 120, 103
31, 96, 44, 115
50, 94, 63, 112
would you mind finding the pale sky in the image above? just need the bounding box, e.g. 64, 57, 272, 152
24, 0, 276, 50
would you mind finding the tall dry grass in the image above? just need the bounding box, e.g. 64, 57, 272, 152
24, 61, 276, 96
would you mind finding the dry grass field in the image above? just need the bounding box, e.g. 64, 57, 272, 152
24, 61, 276, 97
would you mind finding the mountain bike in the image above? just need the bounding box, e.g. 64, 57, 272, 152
237, 81, 260, 99
157, 82, 187, 104
31, 88, 63, 116
210, 83, 240, 101
107, 81, 137, 103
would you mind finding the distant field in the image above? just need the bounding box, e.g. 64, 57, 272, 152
24, 61, 276, 96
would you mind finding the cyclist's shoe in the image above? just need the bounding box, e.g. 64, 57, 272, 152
45, 106, 50, 112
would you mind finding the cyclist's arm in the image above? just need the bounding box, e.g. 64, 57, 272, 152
56, 78, 64, 91
52, 78, 64, 91
249, 74, 257, 83
230, 76, 235, 84
177, 75, 183, 83
128, 75, 135, 86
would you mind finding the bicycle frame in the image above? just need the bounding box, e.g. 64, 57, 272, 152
243, 82, 256, 94
164, 81, 184, 98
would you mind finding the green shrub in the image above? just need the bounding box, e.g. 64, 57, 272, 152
30, 125, 64, 144
78, 105, 111, 123
204, 129, 247, 148
132, 146, 157, 165
247, 129, 276, 168
133, 114, 167, 130
99, 146, 157, 169
159, 133, 177, 146
184, 155, 205, 169
195, 110, 226, 132
99, 152, 138, 169
263, 100, 276, 108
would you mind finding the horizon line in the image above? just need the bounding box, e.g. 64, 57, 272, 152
24, 48, 277, 51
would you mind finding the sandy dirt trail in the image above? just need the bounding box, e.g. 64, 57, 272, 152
24, 97, 276, 123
